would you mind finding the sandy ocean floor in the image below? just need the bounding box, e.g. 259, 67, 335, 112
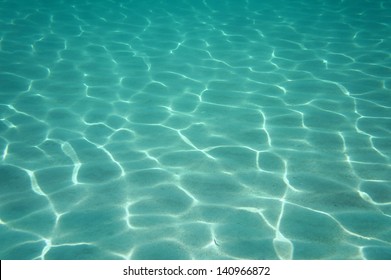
0, 0, 390, 259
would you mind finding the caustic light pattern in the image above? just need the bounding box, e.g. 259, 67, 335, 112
0, 0, 391, 260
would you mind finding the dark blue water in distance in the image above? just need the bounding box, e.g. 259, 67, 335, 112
0, 0, 391, 259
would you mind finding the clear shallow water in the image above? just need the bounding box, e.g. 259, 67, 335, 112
0, 0, 391, 260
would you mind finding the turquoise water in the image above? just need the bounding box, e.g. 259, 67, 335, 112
1, 0, 391, 260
